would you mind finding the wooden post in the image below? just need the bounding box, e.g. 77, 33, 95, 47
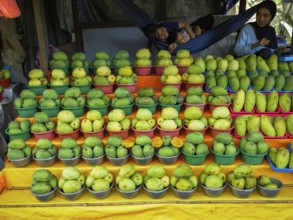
32, 0, 49, 74
239, 0, 247, 13
71, 0, 83, 52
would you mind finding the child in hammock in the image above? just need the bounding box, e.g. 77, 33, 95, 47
167, 14, 214, 52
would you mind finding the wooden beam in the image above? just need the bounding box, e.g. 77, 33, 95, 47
32, 0, 49, 74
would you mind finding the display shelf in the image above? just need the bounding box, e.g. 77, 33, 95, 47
1, 75, 293, 219
1, 183, 293, 219
2, 154, 293, 188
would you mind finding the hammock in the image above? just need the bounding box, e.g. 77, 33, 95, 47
116, 0, 262, 55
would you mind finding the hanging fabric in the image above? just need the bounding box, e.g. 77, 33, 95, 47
0, 0, 21, 18
116, 0, 261, 55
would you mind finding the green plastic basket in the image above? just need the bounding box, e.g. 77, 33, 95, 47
49, 84, 69, 95
15, 106, 38, 118
5, 128, 31, 141
86, 104, 109, 116
27, 84, 47, 95
212, 148, 239, 165
240, 150, 267, 165
112, 104, 134, 116
62, 105, 85, 117
181, 150, 209, 165
136, 103, 158, 114
39, 105, 61, 117
71, 84, 92, 94
159, 103, 182, 113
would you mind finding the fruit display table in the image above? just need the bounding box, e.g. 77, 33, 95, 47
1, 75, 293, 219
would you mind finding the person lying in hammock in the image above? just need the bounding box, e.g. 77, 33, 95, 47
234, 0, 284, 59
143, 14, 214, 53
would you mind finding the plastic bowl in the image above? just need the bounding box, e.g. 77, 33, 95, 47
5, 128, 31, 141
106, 127, 130, 140
111, 104, 134, 116
32, 187, 57, 202
183, 125, 208, 136
132, 126, 156, 138
56, 129, 80, 141
0, 77, 11, 88
171, 186, 197, 199
240, 150, 267, 165
107, 153, 129, 166
159, 103, 182, 113
208, 102, 231, 113
86, 104, 109, 116
116, 184, 142, 199
27, 84, 47, 95
93, 83, 114, 94
87, 183, 113, 199
136, 103, 157, 114
115, 83, 137, 93
184, 82, 204, 90
181, 150, 209, 165
157, 126, 182, 137
212, 148, 239, 165
134, 66, 152, 76
143, 185, 169, 199
177, 65, 188, 74
58, 154, 81, 166
161, 82, 182, 91
31, 129, 55, 140
62, 105, 85, 117
39, 105, 61, 117
184, 102, 206, 112
14, 106, 38, 118
201, 182, 226, 197
81, 126, 105, 139
257, 177, 283, 197
9, 155, 32, 168
71, 84, 92, 94
156, 152, 180, 165
82, 154, 105, 166
33, 154, 57, 167
209, 125, 234, 137
59, 185, 85, 201
131, 153, 154, 165
49, 84, 69, 95
155, 66, 164, 75
228, 182, 256, 198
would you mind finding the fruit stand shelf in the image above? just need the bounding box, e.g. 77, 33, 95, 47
1, 184, 293, 219
2, 155, 292, 188
2, 75, 293, 219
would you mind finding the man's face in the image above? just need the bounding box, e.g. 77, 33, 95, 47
156, 27, 169, 42
256, 7, 272, 27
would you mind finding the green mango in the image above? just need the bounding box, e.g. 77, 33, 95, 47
275, 147, 290, 168
263, 75, 275, 91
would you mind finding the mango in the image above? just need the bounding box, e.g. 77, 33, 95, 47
234, 116, 246, 137
275, 147, 290, 168
273, 116, 286, 137
279, 93, 291, 112
255, 92, 267, 112
232, 89, 245, 112
246, 116, 260, 132
266, 90, 278, 112
260, 115, 276, 137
